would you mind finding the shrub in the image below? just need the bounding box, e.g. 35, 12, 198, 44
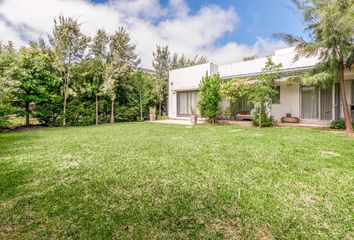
115, 105, 140, 122
251, 104, 274, 127
252, 113, 274, 127
65, 100, 96, 126
330, 118, 354, 129
197, 74, 221, 124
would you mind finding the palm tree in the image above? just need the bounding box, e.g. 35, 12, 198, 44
275, 0, 354, 132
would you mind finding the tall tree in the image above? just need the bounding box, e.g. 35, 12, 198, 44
275, 0, 354, 132
103, 27, 139, 124
247, 58, 282, 127
152, 45, 171, 115
128, 71, 154, 120
11, 43, 58, 126
90, 29, 109, 125
51, 15, 89, 127
0, 42, 17, 125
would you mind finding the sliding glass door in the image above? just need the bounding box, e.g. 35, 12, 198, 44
320, 88, 333, 121
301, 86, 319, 119
177, 91, 198, 116
301, 86, 333, 121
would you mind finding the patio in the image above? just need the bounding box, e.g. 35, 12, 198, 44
151, 118, 330, 128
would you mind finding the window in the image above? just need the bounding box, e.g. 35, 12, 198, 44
177, 91, 198, 116
301, 86, 319, 119
272, 86, 281, 104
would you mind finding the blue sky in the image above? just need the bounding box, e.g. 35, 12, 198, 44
0, 0, 305, 67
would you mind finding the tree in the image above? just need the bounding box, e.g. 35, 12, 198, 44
103, 27, 139, 124
246, 58, 282, 127
275, 0, 354, 132
0, 42, 17, 125
90, 29, 109, 125
197, 74, 221, 124
170, 53, 208, 70
128, 71, 154, 120
11, 43, 58, 126
51, 15, 89, 127
152, 45, 171, 116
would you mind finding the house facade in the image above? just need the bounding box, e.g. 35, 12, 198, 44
168, 47, 354, 124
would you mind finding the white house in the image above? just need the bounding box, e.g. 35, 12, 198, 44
168, 47, 354, 124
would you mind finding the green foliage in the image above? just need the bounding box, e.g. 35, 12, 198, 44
52, 15, 90, 127
330, 118, 354, 129
251, 104, 274, 127
0, 42, 17, 125
127, 71, 154, 120
152, 45, 171, 115
149, 106, 156, 115
65, 99, 96, 126
10, 44, 59, 125
170, 53, 208, 70
197, 74, 221, 124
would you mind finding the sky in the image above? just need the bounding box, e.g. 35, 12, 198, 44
0, 0, 305, 68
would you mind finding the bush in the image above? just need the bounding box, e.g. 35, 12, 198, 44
65, 100, 96, 126
251, 104, 274, 127
330, 118, 354, 129
34, 101, 62, 126
252, 113, 274, 127
115, 105, 140, 122
197, 74, 221, 124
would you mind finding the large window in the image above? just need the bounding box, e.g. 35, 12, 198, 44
301, 86, 319, 119
301, 86, 333, 120
177, 91, 198, 116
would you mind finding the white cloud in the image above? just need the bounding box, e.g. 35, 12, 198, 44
0, 0, 286, 68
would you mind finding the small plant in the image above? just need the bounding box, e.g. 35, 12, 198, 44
149, 106, 156, 115
251, 104, 274, 127
330, 118, 354, 129
149, 106, 156, 121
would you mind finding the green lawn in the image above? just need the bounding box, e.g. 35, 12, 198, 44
0, 123, 353, 239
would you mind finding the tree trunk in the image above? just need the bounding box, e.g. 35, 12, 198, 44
339, 62, 353, 132
25, 101, 30, 126
63, 93, 67, 127
140, 99, 143, 121
259, 103, 262, 128
110, 96, 115, 124
159, 101, 162, 116
95, 95, 99, 126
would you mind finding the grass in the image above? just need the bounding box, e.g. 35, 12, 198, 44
0, 123, 353, 239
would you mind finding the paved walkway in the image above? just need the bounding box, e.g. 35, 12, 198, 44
151, 119, 207, 125
149, 119, 330, 128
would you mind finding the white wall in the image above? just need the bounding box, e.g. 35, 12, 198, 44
271, 82, 300, 121
168, 63, 215, 118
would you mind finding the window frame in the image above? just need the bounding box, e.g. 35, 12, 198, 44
176, 90, 199, 117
